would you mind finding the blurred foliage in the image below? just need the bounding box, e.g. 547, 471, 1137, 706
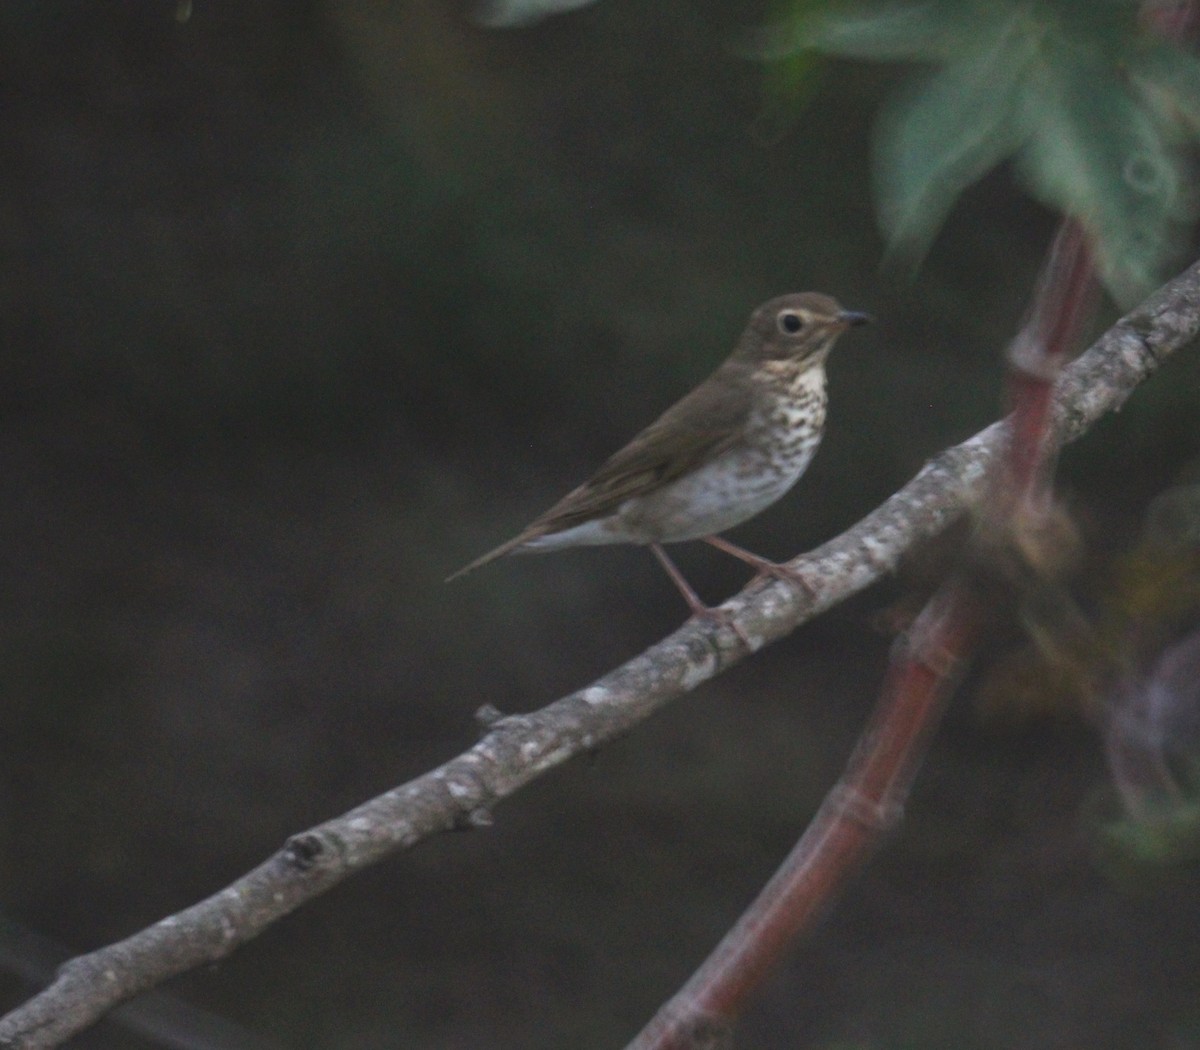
1100, 785, 1200, 860
1092, 757, 1200, 889
975, 482, 1200, 721
972, 479, 1200, 882
472, 0, 602, 27
754, 0, 1200, 302
1, 2, 1199, 1045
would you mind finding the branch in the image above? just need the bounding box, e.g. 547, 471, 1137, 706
2, 259, 1199, 1048
623, 218, 1103, 1050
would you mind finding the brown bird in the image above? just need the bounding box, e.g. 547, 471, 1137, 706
449, 292, 870, 622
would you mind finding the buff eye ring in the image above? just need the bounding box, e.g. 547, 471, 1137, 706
778, 311, 805, 335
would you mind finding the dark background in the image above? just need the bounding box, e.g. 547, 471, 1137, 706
1, 2, 1199, 1047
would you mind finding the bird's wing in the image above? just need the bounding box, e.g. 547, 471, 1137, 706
527, 365, 754, 534
446, 363, 753, 581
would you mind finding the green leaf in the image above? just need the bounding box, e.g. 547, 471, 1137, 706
872, 13, 1036, 266
755, 0, 1194, 300
1129, 41, 1200, 136
1015, 34, 1184, 301
748, 2, 962, 63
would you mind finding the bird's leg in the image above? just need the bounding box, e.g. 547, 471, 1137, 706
703, 535, 815, 598
649, 543, 751, 647
648, 543, 713, 616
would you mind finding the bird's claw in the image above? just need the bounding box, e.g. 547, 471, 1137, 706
754, 561, 817, 600
690, 605, 754, 649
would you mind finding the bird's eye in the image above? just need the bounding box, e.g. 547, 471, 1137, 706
778, 311, 805, 335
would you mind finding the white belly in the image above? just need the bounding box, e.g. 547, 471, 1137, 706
619, 434, 822, 541
522, 369, 828, 551
523, 430, 822, 550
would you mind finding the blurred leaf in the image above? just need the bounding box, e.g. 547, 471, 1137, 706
1130, 40, 1200, 134
1016, 33, 1185, 300
472, 0, 600, 28
1092, 783, 1200, 887
759, 0, 1200, 303
747, 1, 963, 62
746, 0, 830, 141
873, 12, 1034, 267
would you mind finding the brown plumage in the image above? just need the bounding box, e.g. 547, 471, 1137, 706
449, 292, 869, 613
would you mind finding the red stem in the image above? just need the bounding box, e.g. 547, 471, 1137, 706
627, 585, 984, 1049
1005, 221, 1096, 498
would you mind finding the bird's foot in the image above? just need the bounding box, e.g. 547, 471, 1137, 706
689, 604, 754, 649
649, 543, 753, 647
703, 536, 816, 600
754, 560, 816, 600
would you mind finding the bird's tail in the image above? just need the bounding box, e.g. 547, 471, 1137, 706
445, 530, 539, 582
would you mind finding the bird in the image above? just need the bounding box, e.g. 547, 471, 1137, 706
449, 292, 870, 624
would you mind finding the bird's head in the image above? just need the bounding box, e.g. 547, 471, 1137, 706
737, 292, 871, 365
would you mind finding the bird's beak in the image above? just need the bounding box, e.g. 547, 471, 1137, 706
836, 310, 873, 329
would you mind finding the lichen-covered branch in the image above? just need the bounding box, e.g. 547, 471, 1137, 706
1, 258, 1198, 1049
